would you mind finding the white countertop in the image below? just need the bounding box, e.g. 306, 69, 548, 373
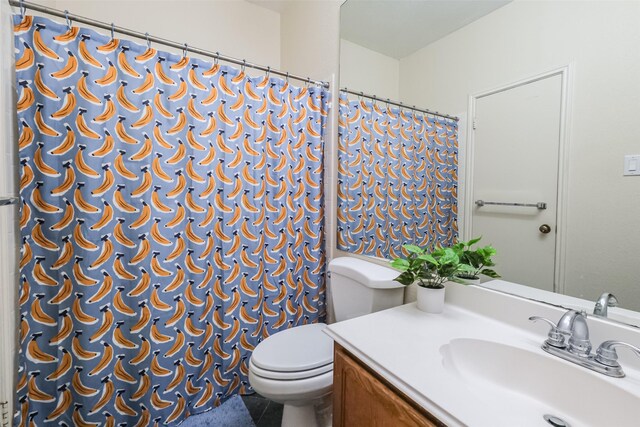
324, 283, 640, 426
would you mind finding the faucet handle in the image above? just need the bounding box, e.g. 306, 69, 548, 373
595, 340, 640, 369
529, 316, 566, 348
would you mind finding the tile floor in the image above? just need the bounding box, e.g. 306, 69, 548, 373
241, 393, 284, 427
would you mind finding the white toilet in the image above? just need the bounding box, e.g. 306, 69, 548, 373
248, 257, 405, 427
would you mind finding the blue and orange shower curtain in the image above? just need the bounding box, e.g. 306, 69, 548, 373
337, 93, 458, 258
14, 14, 328, 426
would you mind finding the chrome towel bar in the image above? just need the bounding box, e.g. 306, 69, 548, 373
475, 200, 547, 210
0, 197, 18, 206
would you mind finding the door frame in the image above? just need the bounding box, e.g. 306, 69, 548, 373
463, 65, 573, 294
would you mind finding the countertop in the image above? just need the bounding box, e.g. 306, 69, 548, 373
324, 283, 640, 426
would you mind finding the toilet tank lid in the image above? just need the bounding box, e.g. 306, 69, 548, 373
328, 257, 404, 289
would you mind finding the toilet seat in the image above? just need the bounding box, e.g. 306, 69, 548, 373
249, 359, 333, 380
248, 367, 333, 406
249, 323, 333, 380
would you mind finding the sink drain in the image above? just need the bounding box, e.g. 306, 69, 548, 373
544, 414, 570, 427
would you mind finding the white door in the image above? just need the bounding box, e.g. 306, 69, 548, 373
471, 74, 562, 291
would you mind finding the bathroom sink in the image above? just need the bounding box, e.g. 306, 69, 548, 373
440, 338, 640, 426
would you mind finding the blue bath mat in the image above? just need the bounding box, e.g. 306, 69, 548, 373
181, 395, 257, 427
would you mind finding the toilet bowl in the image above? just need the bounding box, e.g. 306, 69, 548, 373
248, 323, 333, 427
248, 257, 405, 427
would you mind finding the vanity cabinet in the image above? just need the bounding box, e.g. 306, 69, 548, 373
333, 344, 445, 427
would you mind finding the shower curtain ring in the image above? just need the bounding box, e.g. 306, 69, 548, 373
145, 32, 151, 49
64, 10, 72, 30
182, 43, 188, 58
214, 52, 219, 65
110, 23, 115, 40
241, 60, 246, 72
19, 0, 25, 18
266, 66, 270, 79
285, 72, 289, 83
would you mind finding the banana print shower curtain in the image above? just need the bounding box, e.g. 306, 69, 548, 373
337, 93, 458, 259
14, 14, 327, 426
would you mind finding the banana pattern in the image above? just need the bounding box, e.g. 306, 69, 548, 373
15, 15, 327, 427
337, 93, 458, 258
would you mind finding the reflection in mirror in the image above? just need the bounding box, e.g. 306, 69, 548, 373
336, 94, 459, 259
338, 0, 640, 324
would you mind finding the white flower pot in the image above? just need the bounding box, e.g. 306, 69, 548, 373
416, 286, 446, 313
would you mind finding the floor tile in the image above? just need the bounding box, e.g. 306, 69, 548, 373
241, 394, 270, 423
256, 401, 284, 427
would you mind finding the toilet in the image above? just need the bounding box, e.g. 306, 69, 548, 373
248, 257, 405, 427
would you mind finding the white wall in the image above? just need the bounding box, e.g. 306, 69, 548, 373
279, 0, 340, 82
399, 0, 640, 309
340, 39, 399, 100
53, 0, 282, 68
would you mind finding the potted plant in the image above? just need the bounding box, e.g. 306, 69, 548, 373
390, 244, 474, 313
453, 237, 500, 285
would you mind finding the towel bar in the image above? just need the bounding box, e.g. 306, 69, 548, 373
475, 200, 547, 210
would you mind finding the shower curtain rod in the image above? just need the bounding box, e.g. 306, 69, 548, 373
9, 0, 330, 89
340, 88, 459, 121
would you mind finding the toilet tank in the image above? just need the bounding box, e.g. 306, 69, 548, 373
328, 257, 405, 322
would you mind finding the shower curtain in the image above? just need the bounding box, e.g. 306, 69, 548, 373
337, 93, 458, 259
14, 14, 327, 426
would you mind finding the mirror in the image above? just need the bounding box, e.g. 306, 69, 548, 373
337, 0, 640, 325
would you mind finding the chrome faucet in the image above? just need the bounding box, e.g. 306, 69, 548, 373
530, 309, 640, 377
594, 292, 618, 317
558, 309, 592, 356
530, 310, 591, 356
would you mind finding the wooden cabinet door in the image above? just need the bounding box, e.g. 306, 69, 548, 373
333, 344, 443, 427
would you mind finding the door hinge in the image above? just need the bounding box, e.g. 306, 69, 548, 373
1, 401, 9, 427
472, 118, 478, 130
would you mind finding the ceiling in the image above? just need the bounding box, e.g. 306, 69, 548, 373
246, 0, 289, 14
340, 0, 512, 59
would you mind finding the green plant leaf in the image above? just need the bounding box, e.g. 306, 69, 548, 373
390, 258, 410, 271
463, 252, 483, 268
395, 271, 416, 286
480, 268, 501, 278
457, 264, 475, 272
431, 247, 446, 257
440, 248, 460, 264
402, 244, 424, 254
480, 245, 497, 257
417, 254, 438, 265
468, 236, 483, 246
452, 242, 465, 251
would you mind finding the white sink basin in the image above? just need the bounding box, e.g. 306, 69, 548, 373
441, 338, 640, 426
